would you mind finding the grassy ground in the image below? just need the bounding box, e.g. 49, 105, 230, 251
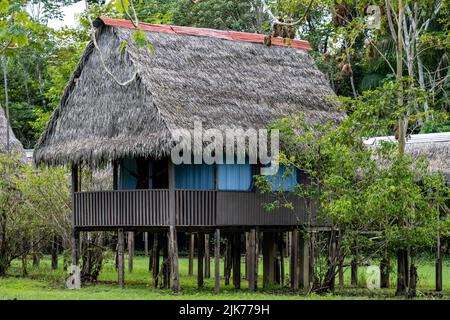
0, 255, 449, 300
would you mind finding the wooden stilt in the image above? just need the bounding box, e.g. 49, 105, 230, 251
299, 231, 310, 290
117, 228, 125, 288
168, 160, 179, 292
197, 232, 205, 288
152, 233, 160, 288
144, 232, 149, 256
279, 232, 285, 287
128, 232, 134, 273
248, 228, 257, 292
188, 233, 195, 276
290, 229, 299, 290
263, 232, 276, 288
161, 234, 170, 289
71, 229, 79, 267
205, 234, 211, 278
224, 235, 232, 286
214, 229, 220, 293
232, 232, 241, 289
245, 232, 250, 280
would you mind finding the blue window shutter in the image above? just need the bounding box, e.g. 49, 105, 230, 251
119, 158, 137, 190
217, 163, 252, 191
175, 163, 215, 190
267, 165, 297, 191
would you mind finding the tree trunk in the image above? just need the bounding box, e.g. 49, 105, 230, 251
21, 254, 28, 277
408, 263, 417, 299
395, 249, 409, 296
51, 236, 58, 271
380, 257, 390, 288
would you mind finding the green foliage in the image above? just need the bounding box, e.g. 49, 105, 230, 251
171, 0, 267, 33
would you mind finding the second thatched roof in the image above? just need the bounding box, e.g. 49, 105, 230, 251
35, 17, 343, 167
1, 105, 25, 159
364, 132, 450, 178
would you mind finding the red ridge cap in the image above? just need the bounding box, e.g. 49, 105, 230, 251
100, 16, 312, 51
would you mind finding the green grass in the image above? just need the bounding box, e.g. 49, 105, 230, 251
0, 255, 449, 300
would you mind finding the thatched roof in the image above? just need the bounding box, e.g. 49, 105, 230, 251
35, 17, 342, 167
364, 132, 450, 178
0, 105, 25, 159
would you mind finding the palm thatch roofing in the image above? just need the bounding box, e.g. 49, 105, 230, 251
0, 105, 25, 159
364, 132, 450, 178
35, 17, 342, 167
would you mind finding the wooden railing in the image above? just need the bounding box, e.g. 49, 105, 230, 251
73, 189, 310, 229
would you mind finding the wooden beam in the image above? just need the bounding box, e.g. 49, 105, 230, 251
248, 228, 257, 292
262, 232, 276, 288
71, 164, 79, 267
197, 232, 204, 288
232, 232, 241, 289
128, 232, 134, 273
299, 232, 310, 290
117, 228, 125, 288
224, 235, 232, 286
168, 160, 179, 292
214, 229, 220, 293
152, 233, 159, 288
205, 234, 211, 278
144, 232, 149, 256
290, 229, 299, 290
188, 233, 195, 276
279, 232, 285, 287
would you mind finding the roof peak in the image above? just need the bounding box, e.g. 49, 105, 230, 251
97, 16, 311, 51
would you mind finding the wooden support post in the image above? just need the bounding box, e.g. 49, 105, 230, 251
436, 234, 442, 292
117, 228, 125, 288
152, 233, 160, 288
290, 229, 299, 290
161, 234, 170, 289
205, 234, 211, 278
168, 160, 179, 292
197, 232, 205, 288
299, 231, 310, 290
262, 232, 276, 287
248, 228, 257, 292
214, 229, 220, 293
188, 233, 195, 276
232, 232, 241, 289
245, 232, 250, 280
144, 232, 149, 256
128, 232, 134, 273
71, 164, 79, 268
71, 229, 79, 267
279, 232, 285, 288
224, 235, 232, 286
